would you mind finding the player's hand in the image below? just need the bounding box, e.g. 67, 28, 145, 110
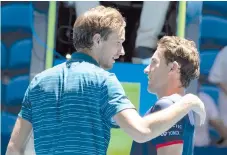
181, 93, 206, 126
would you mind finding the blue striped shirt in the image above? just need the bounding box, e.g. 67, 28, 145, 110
19, 52, 135, 155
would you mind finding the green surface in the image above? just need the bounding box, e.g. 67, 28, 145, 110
107, 82, 140, 155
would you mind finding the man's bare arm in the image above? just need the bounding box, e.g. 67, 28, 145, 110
114, 94, 205, 143
157, 144, 183, 155
6, 117, 32, 155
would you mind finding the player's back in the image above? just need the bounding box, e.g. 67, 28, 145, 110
26, 59, 112, 155
130, 94, 195, 155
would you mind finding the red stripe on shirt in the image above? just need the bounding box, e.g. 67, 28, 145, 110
156, 140, 184, 149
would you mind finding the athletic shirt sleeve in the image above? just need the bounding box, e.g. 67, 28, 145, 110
101, 73, 136, 128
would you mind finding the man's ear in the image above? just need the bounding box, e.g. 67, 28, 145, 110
169, 61, 180, 72
93, 33, 101, 47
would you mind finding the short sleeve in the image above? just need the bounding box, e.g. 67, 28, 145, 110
18, 86, 32, 123
151, 99, 186, 149
101, 73, 135, 128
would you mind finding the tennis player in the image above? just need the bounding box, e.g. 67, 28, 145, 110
131, 36, 200, 155
6, 6, 205, 155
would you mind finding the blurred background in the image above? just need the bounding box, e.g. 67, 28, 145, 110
1, 1, 227, 155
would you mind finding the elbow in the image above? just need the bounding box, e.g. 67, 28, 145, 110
133, 137, 147, 143
132, 128, 152, 143
6, 143, 23, 155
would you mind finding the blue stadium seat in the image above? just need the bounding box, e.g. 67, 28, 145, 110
186, 1, 203, 26
9, 39, 32, 70
5, 75, 29, 106
1, 82, 6, 104
200, 85, 219, 105
200, 16, 227, 47
200, 51, 218, 75
1, 42, 8, 70
1, 112, 17, 155
32, 1, 49, 14
1, 3, 33, 32
203, 1, 227, 17
194, 146, 227, 155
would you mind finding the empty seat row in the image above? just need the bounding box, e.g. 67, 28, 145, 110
200, 16, 227, 49
1, 2, 49, 155
200, 51, 218, 76
1, 39, 32, 70
1, 74, 29, 106
203, 1, 227, 18
1, 3, 33, 33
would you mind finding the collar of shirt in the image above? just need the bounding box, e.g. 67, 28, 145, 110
68, 52, 100, 67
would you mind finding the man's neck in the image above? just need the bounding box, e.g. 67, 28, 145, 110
156, 86, 185, 99
78, 49, 99, 64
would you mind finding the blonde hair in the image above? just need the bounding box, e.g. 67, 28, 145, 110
158, 36, 200, 87
73, 5, 126, 50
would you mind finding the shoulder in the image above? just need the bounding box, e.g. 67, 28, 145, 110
73, 61, 114, 84
154, 94, 182, 110
152, 94, 194, 124
101, 73, 124, 96
29, 63, 66, 88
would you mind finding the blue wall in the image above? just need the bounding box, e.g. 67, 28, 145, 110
109, 62, 157, 115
